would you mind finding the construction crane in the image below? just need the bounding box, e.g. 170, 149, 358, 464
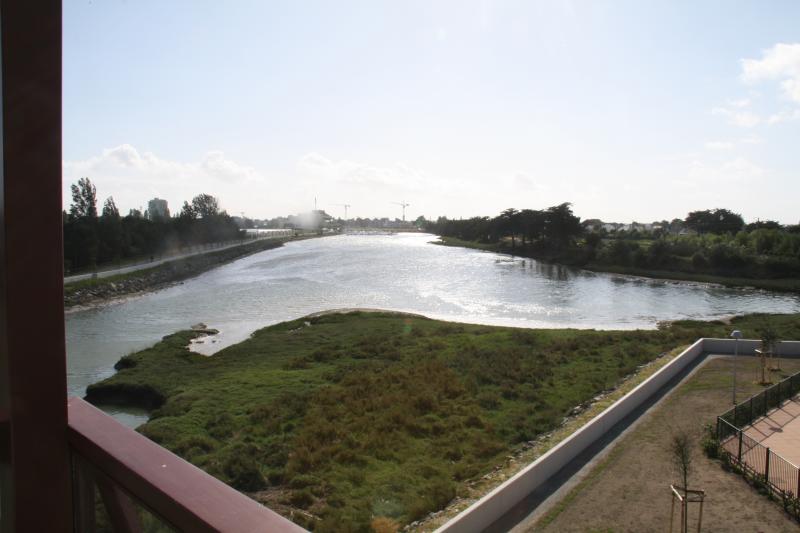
393, 201, 410, 222
333, 203, 351, 220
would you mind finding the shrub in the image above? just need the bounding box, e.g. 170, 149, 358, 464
114, 354, 137, 370
603, 239, 632, 265
691, 251, 708, 269
648, 239, 671, 267
708, 243, 747, 271
701, 423, 720, 459
222, 451, 266, 491
288, 488, 315, 509
720, 450, 733, 471
371, 517, 400, 533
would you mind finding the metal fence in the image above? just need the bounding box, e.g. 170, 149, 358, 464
717, 370, 800, 441
718, 418, 800, 497
716, 369, 800, 501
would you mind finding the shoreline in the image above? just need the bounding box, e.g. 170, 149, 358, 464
64, 234, 326, 311
433, 236, 800, 294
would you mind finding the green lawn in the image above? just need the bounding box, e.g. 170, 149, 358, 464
87, 312, 800, 532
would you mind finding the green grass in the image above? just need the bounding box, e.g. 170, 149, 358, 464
582, 264, 800, 293
86, 312, 800, 531
432, 236, 503, 252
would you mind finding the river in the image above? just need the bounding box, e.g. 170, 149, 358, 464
67, 233, 800, 425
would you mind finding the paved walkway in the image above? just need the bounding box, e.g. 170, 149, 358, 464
744, 395, 800, 466
64, 235, 280, 283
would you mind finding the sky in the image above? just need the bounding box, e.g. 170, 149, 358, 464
63, 1, 800, 223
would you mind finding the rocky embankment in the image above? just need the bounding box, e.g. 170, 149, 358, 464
65, 239, 285, 308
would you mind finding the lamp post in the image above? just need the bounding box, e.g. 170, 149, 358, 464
731, 330, 742, 405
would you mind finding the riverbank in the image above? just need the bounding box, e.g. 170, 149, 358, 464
85, 310, 800, 531
64, 234, 320, 309
433, 236, 800, 293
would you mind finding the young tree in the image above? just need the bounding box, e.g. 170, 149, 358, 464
102, 196, 119, 218
543, 202, 582, 248
671, 429, 693, 533
520, 209, 545, 245
98, 196, 123, 263
70, 177, 98, 219
66, 178, 99, 268
499, 208, 520, 249
191, 193, 220, 219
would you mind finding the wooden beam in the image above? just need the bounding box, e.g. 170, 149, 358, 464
68, 398, 306, 532
0, 1, 71, 531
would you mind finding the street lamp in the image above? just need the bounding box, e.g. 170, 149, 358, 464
731, 329, 742, 405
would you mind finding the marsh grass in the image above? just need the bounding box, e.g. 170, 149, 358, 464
87, 312, 800, 531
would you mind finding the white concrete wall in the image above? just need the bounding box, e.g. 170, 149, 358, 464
702, 338, 800, 357
436, 338, 710, 533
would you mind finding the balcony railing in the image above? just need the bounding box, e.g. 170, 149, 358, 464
67, 398, 306, 532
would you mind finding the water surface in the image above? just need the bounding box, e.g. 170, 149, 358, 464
67, 233, 800, 418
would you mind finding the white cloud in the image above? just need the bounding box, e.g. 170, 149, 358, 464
739, 136, 764, 145
201, 150, 261, 183
711, 106, 761, 127
62, 144, 264, 213
741, 43, 800, 103
726, 98, 751, 108
297, 152, 431, 191
511, 172, 549, 191
704, 141, 734, 151
703, 136, 764, 151
767, 108, 800, 124
687, 157, 764, 185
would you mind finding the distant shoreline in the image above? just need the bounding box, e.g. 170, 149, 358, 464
64, 234, 326, 310
433, 236, 800, 294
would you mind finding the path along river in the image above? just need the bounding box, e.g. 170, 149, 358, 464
66, 233, 800, 425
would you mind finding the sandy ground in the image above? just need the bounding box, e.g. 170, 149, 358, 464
530, 356, 800, 533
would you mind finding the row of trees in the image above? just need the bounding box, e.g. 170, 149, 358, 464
425, 203, 583, 251
64, 178, 242, 272
594, 230, 800, 277
425, 205, 800, 279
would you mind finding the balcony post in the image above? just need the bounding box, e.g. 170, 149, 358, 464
0, 1, 71, 531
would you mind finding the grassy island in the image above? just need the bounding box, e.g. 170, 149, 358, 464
87, 311, 800, 531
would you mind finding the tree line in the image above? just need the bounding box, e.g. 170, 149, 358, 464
64, 178, 242, 272
424, 204, 800, 279
424, 203, 584, 251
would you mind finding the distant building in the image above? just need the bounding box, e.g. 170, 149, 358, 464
147, 198, 170, 220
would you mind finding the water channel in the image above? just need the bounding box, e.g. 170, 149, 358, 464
66, 233, 800, 425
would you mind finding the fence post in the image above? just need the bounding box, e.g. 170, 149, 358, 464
765, 447, 771, 487
738, 430, 743, 464
716, 417, 721, 441
749, 397, 753, 424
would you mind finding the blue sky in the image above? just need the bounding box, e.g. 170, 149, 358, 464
64, 1, 800, 223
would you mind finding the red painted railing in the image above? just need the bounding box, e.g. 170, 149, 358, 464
67, 398, 306, 532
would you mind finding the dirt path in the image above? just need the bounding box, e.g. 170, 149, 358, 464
530, 356, 800, 533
